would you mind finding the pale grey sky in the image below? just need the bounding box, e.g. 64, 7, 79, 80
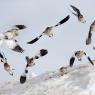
0, 0, 95, 81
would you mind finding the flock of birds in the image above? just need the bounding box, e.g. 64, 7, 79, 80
0, 5, 95, 83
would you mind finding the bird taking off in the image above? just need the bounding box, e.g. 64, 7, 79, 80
27, 15, 70, 44
69, 5, 86, 23
69, 50, 94, 67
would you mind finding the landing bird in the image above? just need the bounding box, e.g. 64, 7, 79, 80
4, 39, 24, 53
86, 20, 95, 45
0, 52, 14, 76
25, 49, 48, 73
69, 50, 94, 67
69, 5, 86, 23
27, 15, 70, 44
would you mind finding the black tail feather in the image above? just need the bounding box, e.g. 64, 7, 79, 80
54, 15, 70, 27
87, 56, 94, 65
70, 56, 75, 67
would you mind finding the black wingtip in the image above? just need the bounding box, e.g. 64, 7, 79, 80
27, 37, 39, 44
40, 49, 48, 56
87, 56, 94, 65
86, 38, 91, 45
15, 25, 26, 30
70, 56, 75, 67
20, 75, 27, 84
12, 45, 24, 53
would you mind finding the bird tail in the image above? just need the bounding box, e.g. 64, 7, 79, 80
53, 15, 70, 27
27, 34, 43, 44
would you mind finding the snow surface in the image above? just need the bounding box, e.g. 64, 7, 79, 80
0, 62, 95, 95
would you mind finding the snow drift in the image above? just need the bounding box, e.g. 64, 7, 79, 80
0, 62, 95, 95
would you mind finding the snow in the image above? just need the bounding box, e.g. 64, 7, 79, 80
0, 62, 95, 95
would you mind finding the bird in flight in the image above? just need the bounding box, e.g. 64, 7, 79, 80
0, 52, 14, 76
25, 49, 48, 73
69, 5, 86, 23
0, 25, 26, 53
69, 50, 94, 67
20, 49, 48, 84
27, 15, 70, 44
86, 20, 95, 45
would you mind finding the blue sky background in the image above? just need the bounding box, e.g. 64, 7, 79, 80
0, 0, 95, 81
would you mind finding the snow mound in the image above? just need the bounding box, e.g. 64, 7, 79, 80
0, 62, 95, 95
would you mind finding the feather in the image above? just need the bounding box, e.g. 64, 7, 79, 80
54, 15, 70, 27
87, 56, 94, 65
70, 56, 75, 67
4, 39, 24, 53
27, 34, 43, 44
14, 25, 26, 30
20, 75, 27, 84
70, 5, 80, 15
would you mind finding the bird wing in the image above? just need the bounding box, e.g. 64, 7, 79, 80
27, 34, 43, 44
69, 56, 75, 67
54, 15, 70, 27
86, 28, 92, 45
70, 5, 81, 15
4, 39, 24, 53
14, 25, 27, 30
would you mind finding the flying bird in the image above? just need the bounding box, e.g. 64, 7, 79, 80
0, 25, 26, 40
69, 5, 86, 23
86, 20, 95, 45
25, 49, 48, 73
27, 15, 70, 44
69, 50, 94, 67
0, 52, 14, 76
4, 39, 24, 53
0, 25, 26, 53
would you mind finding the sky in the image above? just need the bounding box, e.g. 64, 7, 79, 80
0, 0, 95, 82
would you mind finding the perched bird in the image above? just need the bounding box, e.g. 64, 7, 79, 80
86, 20, 95, 45
25, 49, 48, 73
4, 39, 24, 53
27, 15, 70, 44
0, 52, 14, 76
69, 5, 86, 23
69, 50, 94, 67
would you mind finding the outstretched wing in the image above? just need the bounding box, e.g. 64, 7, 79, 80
54, 15, 70, 27
87, 56, 94, 65
14, 25, 27, 30
4, 39, 24, 53
4, 25, 26, 39
27, 34, 43, 44
69, 56, 75, 67
86, 28, 92, 45
70, 5, 81, 15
